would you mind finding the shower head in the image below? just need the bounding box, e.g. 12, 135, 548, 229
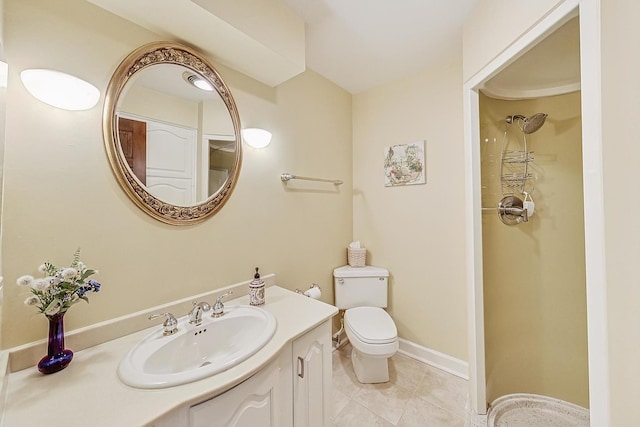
506, 113, 548, 134
522, 113, 548, 134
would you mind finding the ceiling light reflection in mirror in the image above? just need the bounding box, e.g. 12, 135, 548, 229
182, 71, 214, 91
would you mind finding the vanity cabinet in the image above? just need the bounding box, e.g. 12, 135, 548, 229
292, 320, 332, 427
153, 321, 332, 427
155, 349, 293, 427
189, 349, 293, 427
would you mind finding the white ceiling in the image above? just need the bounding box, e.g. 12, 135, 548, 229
281, 0, 479, 93
89, 0, 580, 97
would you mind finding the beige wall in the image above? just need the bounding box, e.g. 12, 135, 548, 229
601, 0, 640, 424
0, 0, 352, 348
480, 92, 588, 407
203, 99, 235, 136
120, 85, 200, 130
463, 0, 564, 82
352, 59, 468, 361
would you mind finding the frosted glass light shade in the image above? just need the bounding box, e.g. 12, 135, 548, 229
20, 69, 100, 110
0, 61, 8, 88
242, 128, 272, 148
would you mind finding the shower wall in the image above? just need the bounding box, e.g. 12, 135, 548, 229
479, 91, 589, 408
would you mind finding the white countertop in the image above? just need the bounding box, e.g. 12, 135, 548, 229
0, 286, 337, 427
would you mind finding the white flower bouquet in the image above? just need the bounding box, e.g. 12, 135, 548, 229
17, 248, 101, 316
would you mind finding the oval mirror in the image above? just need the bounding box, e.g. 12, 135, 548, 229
103, 42, 242, 225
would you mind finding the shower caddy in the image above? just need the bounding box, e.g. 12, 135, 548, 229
494, 113, 547, 225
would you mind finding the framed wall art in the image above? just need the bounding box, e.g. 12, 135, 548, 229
383, 140, 426, 187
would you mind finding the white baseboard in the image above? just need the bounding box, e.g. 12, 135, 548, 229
333, 335, 469, 380
397, 338, 469, 380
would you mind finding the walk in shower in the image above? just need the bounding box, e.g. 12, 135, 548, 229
467, 13, 597, 425
479, 90, 589, 425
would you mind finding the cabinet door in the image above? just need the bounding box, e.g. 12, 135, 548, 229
292, 321, 332, 427
189, 349, 292, 427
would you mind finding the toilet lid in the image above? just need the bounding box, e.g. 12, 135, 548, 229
345, 307, 397, 344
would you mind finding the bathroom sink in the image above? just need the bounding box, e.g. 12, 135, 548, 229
118, 305, 276, 389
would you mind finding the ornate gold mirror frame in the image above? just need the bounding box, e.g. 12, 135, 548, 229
103, 42, 242, 225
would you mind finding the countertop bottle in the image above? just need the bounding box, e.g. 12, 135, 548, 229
249, 267, 265, 306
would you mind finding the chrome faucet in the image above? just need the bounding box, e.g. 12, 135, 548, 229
188, 300, 211, 325
212, 291, 233, 318
148, 312, 178, 336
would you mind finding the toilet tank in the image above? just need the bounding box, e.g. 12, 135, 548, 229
333, 265, 389, 309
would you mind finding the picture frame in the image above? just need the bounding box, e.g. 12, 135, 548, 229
384, 140, 426, 187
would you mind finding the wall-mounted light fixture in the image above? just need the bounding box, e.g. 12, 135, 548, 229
20, 69, 100, 111
242, 128, 272, 149
0, 61, 8, 88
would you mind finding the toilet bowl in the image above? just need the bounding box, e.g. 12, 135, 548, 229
333, 265, 398, 384
344, 306, 398, 383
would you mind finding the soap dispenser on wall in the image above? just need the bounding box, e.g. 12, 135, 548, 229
249, 267, 265, 306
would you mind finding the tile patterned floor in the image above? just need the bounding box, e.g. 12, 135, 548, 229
332, 343, 469, 426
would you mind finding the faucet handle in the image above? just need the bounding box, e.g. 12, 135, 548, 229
212, 291, 233, 318
149, 312, 178, 336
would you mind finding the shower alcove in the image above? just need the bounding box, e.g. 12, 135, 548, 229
464, 6, 602, 425
480, 89, 589, 424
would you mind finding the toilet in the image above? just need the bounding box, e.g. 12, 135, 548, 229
333, 265, 398, 384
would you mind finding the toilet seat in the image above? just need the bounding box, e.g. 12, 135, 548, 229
345, 307, 397, 344
344, 307, 398, 357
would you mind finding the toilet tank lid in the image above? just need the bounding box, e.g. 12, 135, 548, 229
333, 265, 389, 278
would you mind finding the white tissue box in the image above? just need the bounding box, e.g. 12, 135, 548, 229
347, 247, 366, 267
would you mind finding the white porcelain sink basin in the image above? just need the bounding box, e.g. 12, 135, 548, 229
118, 305, 276, 389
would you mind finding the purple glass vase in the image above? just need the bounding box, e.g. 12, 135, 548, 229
37, 312, 73, 374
